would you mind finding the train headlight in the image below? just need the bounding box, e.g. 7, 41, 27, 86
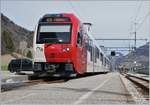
63, 48, 70, 52
66, 48, 70, 51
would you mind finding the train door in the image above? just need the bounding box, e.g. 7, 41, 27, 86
86, 38, 94, 73
76, 27, 85, 74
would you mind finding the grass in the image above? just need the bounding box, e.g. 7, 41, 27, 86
1, 65, 8, 71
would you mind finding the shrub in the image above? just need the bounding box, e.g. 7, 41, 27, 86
3, 31, 15, 52
26, 50, 33, 59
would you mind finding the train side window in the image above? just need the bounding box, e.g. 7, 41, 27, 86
90, 46, 93, 61
94, 48, 97, 63
87, 38, 93, 62
85, 41, 88, 49
77, 32, 82, 45
89, 40, 93, 62
96, 47, 99, 59
100, 53, 103, 64
104, 58, 106, 66
85, 37, 89, 50
103, 58, 105, 66
88, 39, 91, 51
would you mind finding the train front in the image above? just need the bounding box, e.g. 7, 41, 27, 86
33, 13, 78, 77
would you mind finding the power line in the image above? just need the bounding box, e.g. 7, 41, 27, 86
68, 1, 83, 21
105, 46, 134, 49
95, 38, 147, 41
130, 1, 149, 49
134, 1, 143, 22
136, 11, 150, 30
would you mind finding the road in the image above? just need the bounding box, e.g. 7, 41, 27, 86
1, 72, 135, 104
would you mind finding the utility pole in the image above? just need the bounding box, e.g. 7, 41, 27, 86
134, 22, 137, 50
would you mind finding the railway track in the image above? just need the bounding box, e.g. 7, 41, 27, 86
125, 73, 149, 100
1, 76, 66, 92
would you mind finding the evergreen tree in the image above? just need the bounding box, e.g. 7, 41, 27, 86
26, 50, 32, 58
3, 31, 15, 52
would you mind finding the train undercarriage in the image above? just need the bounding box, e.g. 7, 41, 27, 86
33, 62, 77, 77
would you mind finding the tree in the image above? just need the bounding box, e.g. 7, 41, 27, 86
3, 31, 15, 52
26, 50, 32, 59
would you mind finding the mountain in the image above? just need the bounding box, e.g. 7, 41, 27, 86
1, 13, 34, 55
116, 42, 149, 74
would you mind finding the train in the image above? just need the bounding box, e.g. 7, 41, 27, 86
33, 13, 111, 77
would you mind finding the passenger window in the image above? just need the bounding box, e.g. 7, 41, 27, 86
100, 53, 103, 64
90, 47, 93, 61
89, 40, 93, 62
94, 48, 97, 63
77, 32, 82, 45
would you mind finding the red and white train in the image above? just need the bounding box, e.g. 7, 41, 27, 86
33, 13, 111, 77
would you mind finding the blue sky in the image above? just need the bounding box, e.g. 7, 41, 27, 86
1, 0, 150, 55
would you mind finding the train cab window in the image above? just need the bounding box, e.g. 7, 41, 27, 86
37, 24, 71, 44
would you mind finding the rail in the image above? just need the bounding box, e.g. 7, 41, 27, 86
1, 77, 66, 92
125, 73, 149, 93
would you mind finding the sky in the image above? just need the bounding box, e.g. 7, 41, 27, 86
1, 0, 150, 55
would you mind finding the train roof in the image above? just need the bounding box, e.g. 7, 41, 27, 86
83, 25, 103, 52
83, 24, 110, 61
42, 13, 75, 18
39, 13, 80, 23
